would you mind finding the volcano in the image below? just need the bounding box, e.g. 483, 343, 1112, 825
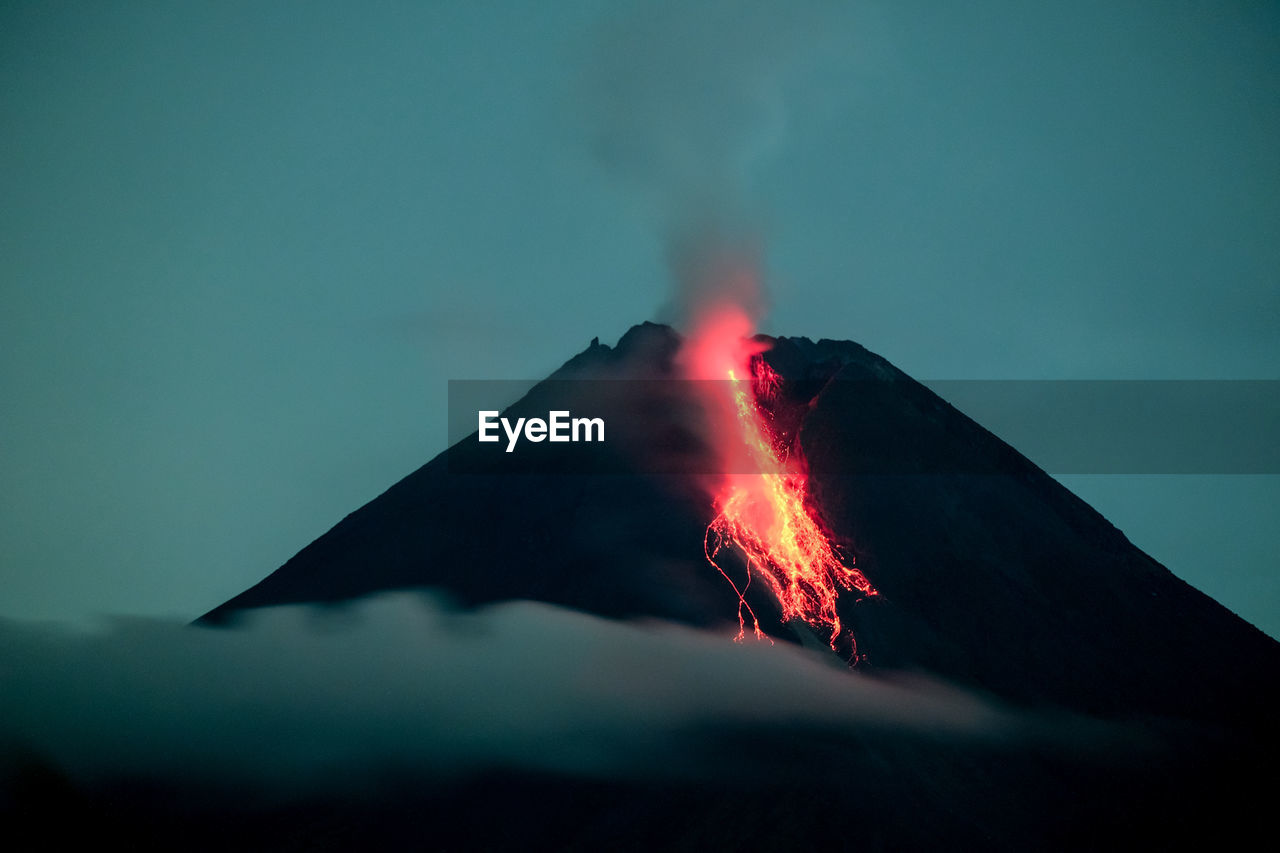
202, 322, 1275, 720
181, 323, 1280, 847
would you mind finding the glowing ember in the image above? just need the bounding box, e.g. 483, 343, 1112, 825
683, 305, 876, 652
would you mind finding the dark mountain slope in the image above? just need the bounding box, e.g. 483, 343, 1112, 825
10, 321, 1276, 850
201, 322, 1280, 734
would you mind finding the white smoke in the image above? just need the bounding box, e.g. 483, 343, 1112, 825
579, 0, 840, 325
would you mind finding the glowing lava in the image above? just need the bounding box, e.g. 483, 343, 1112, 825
683, 305, 876, 652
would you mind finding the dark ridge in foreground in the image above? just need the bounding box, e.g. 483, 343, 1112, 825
5, 721, 1262, 852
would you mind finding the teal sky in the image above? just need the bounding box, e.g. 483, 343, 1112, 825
2, 1, 1277, 636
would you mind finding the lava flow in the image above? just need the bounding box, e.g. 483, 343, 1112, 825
682, 305, 876, 652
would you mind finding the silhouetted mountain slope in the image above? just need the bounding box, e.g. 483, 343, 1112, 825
201, 322, 1280, 728
178, 322, 1280, 849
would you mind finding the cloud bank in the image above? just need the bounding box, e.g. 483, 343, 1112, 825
1, 592, 1019, 799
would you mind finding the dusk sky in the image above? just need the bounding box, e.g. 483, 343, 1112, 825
2, 1, 1277, 636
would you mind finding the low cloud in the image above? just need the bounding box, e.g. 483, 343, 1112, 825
1, 592, 1023, 799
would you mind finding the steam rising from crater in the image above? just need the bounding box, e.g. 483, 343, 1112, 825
580, 0, 834, 325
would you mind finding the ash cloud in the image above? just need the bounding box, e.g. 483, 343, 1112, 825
0, 592, 1026, 800
580, 0, 835, 325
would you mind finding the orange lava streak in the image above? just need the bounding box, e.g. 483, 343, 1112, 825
685, 305, 876, 650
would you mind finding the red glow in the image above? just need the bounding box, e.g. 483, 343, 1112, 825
683, 304, 876, 653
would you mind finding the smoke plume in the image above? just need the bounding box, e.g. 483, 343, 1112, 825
581, 0, 834, 325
